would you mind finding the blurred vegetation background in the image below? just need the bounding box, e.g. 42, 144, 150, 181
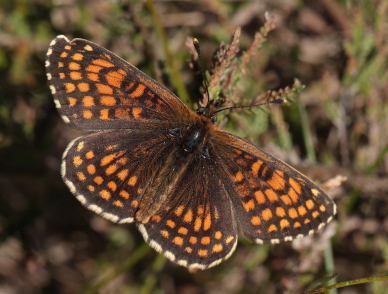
1, 0, 388, 293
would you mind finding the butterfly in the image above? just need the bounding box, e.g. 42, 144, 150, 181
46, 35, 336, 270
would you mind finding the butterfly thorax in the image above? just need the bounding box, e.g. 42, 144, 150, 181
173, 100, 220, 155
179, 113, 216, 154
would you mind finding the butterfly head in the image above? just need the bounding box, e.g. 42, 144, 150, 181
196, 99, 221, 124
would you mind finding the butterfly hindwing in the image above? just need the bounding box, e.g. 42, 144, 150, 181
213, 131, 336, 244
62, 129, 177, 223
138, 150, 238, 269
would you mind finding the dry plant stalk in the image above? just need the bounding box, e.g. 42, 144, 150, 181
188, 14, 303, 110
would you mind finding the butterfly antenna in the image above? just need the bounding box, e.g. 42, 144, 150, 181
193, 38, 210, 105
213, 98, 287, 114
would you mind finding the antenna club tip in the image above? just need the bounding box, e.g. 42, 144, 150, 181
193, 38, 199, 43
283, 99, 288, 103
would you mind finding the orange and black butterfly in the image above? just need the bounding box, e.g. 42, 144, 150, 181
46, 35, 336, 270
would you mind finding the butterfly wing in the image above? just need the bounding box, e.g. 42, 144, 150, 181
212, 131, 336, 244
46, 35, 191, 131
61, 128, 179, 223
138, 152, 238, 270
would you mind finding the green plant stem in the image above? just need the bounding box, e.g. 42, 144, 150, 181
297, 97, 316, 163
80, 243, 150, 294
301, 275, 388, 294
145, 0, 191, 107
323, 244, 337, 294
365, 144, 388, 176
139, 254, 166, 294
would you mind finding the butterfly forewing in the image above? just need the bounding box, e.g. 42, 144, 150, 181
213, 131, 336, 244
46, 35, 191, 131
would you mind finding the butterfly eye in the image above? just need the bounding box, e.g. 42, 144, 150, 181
196, 107, 206, 115
168, 128, 182, 137
211, 115, 217, 123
